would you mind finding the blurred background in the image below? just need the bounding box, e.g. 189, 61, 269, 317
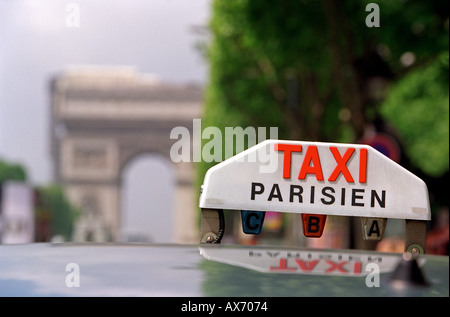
0, 0, 448, 254
0, 0, 209, 244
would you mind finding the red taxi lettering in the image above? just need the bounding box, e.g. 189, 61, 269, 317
328, 147, 355, 182
298, 145, 324, 181
275, 143, 368, 183
359, 148, 368, 183
248, 144, 385, 215
274, 143, 303, 179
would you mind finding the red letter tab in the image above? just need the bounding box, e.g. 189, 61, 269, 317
301, 214, 327, 238
275, 143, 302, 179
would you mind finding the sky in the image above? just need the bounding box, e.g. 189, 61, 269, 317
0, 0, 210, 185
0, 0, 210, 242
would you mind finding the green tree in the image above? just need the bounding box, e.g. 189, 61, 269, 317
35, 185, 80, 241
0, 158, 27, 182
381, 52, 449, 177
204, 0, 448, 140
200, 0, 448, 200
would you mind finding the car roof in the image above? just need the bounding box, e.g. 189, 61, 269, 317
0, 243, 447, 297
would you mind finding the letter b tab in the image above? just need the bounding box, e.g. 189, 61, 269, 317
302, 214, 327, 238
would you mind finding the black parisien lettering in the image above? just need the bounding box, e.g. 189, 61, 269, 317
268, 184, 283, 201
352, 188, 365, 207
289, 185, 303, 203
251, 182, 264, 200
320, 186, 335, 205
249, 182, 386, 209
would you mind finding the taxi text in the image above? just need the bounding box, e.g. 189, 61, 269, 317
249, 143, 386, 208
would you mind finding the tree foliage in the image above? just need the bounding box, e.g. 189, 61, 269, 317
202, 0, 448, 182
0, 158, 27, 183
381, 52, 449, 177
35, 185, 80, 241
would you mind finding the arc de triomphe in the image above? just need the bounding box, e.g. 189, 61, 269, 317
50, 67, 201, 243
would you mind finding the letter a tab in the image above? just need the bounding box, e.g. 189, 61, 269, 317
302, 214, 327, 238
361, 217, 387, 240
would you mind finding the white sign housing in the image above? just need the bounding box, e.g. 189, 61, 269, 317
199, 140, 430, 221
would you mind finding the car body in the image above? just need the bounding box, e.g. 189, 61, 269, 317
0, 242, 447, 297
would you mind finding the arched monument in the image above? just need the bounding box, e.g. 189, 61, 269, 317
50, 67, 202, 243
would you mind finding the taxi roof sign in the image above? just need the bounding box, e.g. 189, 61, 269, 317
199, 140, 431, 221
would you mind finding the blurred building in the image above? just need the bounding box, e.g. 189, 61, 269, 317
50, 66, 202, 243
0, 181, 34, 244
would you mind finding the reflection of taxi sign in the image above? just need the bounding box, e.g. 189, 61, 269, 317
199, 140, 431, 254
199, 247, 417, 277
